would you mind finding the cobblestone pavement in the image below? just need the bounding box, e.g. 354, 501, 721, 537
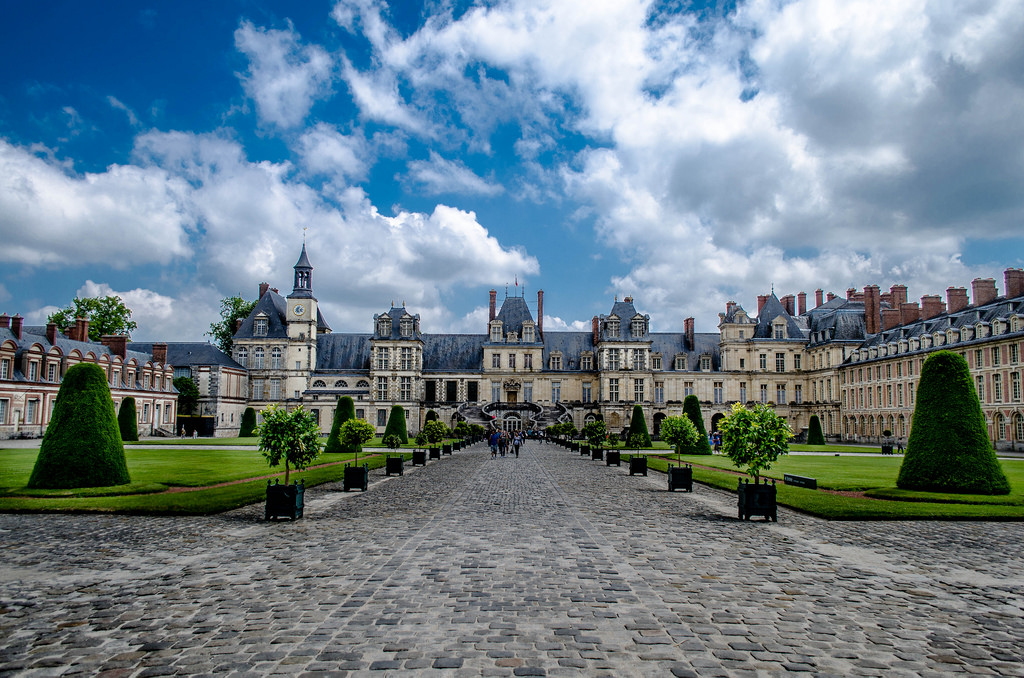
2, 443, 1024, 677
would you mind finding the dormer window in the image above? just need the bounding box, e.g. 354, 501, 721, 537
254, 316, 268, 337
400, 318, 413, 337
606, 318, 620, 336
631, 319, 645, 337
523, 323, 535, 343
700, 355, 711, 371
675, 355, 686, 370
490, 322, 503, 342
773, 320, 786, 339
378, 318, 391, 336
549, 354, 562, 370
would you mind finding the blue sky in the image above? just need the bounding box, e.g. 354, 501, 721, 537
2, 0, 1023, 342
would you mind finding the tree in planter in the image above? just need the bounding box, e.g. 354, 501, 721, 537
807, 414, 826, 445
382, 405, 409, 443
422, 420, 448, 449
383, 434, 403, 451
27, 363, 130, 489
719, 402, 792, 481
660, 415, 700, 455
173, 376, 200, 416
325, 396, 357, 453
454, 420, 470, 439
257, 405, 323, 485
239, 407, 257, 437
340, 418, 377, 465
118, 397, 139, 442
681, 395, 712, 454
897, 351, 1010, 494
606, 432, 620, 447
582, 420, 607, 450
627, 404, 651, 448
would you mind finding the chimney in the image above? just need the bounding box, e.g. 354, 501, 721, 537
826, 292, 837, 302
489, 290, 497, 323
0, 314, 9, 330
757, 294, 768, 315
900, 302, 920, 326
537, 290, 544, 336
881, 308, 902, 331
863, 285, 880, 334
1004, 268, 1024, 298
726, 301, 736, 315
972, 277, 997, 306
46, 322, 59, 345
684, 317, 695, 351
815, 289, 824, 307
592, 316, 600, 345
11, 314, 23, 340
880, 292, 892, 306
781, 294, 795, 316
259, 282, 270, 298
946, 286, 969, 313
270, 287, 279, 294
890, 284, 908, 307
797, 292, 806, 315
920, 295, 945, 320
847, 288, 857, 300
101, 335, 128, 359
75, 318, 90, 342
151, 343, 168, 366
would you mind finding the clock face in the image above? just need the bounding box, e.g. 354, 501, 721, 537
293, 304, 305, 316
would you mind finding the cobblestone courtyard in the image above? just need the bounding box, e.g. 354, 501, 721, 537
2, 442, 1024, 677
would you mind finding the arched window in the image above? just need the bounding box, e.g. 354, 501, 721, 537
1016, 414, 1024, 443
996, 413, 1007, 440
271, 347, 282, 369
357, 380, 370, 388
253, 347, 264, 369
334, 380, 348, 388
312, 380, 327, 388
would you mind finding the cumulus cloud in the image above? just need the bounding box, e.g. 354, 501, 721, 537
296, 122, 369, 181
405, 151, 504, 196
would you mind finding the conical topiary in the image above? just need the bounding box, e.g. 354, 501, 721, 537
239, 406, 257, 437
118, 397, 139, 442
425, 409, 438, 422
325, 396, 357, 453
382, 405, 408, 444
807, 414, 825, 445
27, 363, 130, 489
680, 395, 712, 454
627, 404, 651, 448
897, 350, 1010, 494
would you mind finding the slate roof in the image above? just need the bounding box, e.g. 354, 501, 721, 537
858, 293, 1024, 350
128, 342, 243, 369
753, 294, 806, 340
422, 335, 486, 371
597, 298, 651, 342
7, 326, 154, 367
373, 306, 422, 340
805, 300, 869, 345
236, 290, 289, 339
650, 332, 722, 370
541, 332, 596, 369
315, 334, 373, 371
494, 296, 536, 340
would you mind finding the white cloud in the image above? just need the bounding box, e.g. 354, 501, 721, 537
405, 151, 504, 196
296, 122, 369, 181
107, 96, 141, 127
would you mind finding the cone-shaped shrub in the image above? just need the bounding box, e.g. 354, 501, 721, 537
680, 395, 712, 454
807, 414, 825, 445
239, 407, 257, 437
27, 363, 130, 489
425, 409, 438, 422
897, 351, 1010, 494
627, 404, 651, 448
118, 397, 139, 442
382, 405, 408, 443
325, 396, 358, 453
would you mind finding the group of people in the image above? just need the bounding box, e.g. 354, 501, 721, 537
488, 429, 525, 458
708, 431, 722, 453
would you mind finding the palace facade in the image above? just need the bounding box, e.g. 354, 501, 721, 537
233, 246, 1024, 450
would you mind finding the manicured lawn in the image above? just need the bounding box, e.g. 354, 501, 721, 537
133, 436, 259, 446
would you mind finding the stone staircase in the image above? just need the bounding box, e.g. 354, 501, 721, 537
457, 401, 572, 431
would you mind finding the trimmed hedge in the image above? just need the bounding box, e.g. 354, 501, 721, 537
239, 407, 257, 437
325, 396, 358, 453
897, 351, 1010, 495
627, 404, 651, 447
680, 395, 712, 454
382, 405, 408, 444
807, 414, 825, 445
27, 363, 131, 489
118, 397, 139, 442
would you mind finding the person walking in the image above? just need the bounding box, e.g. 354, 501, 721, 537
489, 430, 499, 458
513, 432, 522, 458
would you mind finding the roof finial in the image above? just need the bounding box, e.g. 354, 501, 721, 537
771, 282, 775, 295
303, 226, 307, 243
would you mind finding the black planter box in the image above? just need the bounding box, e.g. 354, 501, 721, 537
265, 480, 304, 520
738, 479, 777, 521
668, 465, 692, 492
343, 464, 369, 492
412, 450, 427, 466
429, 447, 441, 460
385, 455, 404, 476
442, 443, 453, 455
629, 455, 648, 476
453, 441, 461, 452
606, 450, 621, 466
580, 444, 590, 456
591, 447, 604, 461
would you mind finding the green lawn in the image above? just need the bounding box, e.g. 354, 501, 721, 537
132, 436, 259, 445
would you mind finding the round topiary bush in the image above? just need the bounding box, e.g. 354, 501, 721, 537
382, 405, 408, 444
897, 350, 1010, 495
239, 406, 257, 437
680, 395, 712, 454
118, 397, 139, 442
27, 363, 131, 489
627, 404, 651, 448
807, 414, 825, 445
326, 396, 358, 453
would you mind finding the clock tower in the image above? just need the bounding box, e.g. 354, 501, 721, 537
286, 244, 318, 400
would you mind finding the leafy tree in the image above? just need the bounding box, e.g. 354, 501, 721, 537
382, 405, 408, 443
423, 420, 448, 447
27, 363, 130, 489
325, 396, 356, 453
681, 395, 712, 454
383, 434, 403, 450
454, 420, 470, 438
257, 405, 323, 485
118, 397, 139, 442
470, 423, 486, 437
340, 418, 376, 465
606, 432, 620, 447
582, 420, 607, 449
425, 409, 439, 422
660, 415, 699, 454
627, 405, 651, 447
807, 414, 825, 445
207, 295, 257, 354
239, 407, 257, 437
173, 376, 200, 416
48, 296, 138, 341
719, 402, 792, 481
897, 351, 1010, 494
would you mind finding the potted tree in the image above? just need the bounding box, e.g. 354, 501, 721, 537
627, 433, 648, 476
340, 418, 375, 491
412, 432, 428, 466
719, 402, 792, 521
423, 420, 447, 459
583, 421, 612, 465
384, 434, 404, 476
258, 405, 323, 520
660, 415, 699, 492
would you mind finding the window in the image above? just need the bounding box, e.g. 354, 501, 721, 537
377, 410, 387, 426
897, 384, 904, 407
143, 373, 150, 389
654, 381, 664, 404
994, 373, 1003, 402
997, 414, 1007, 441
490, 324, 503, 342
632, 349, 645, 370
376, 376, 388, 400
0, 399, 7, 424
236, 347, 247, 367
508, 354, 516, 369
634, 379, 644, 402
524, 382, 533, 403
400, 318, 413, 337
377, 347, 390, 370
739, 358, 745, 369
400, 376, 412, 401
794, 384, 802, 404
112, 369, 120, 387
550, 355, 562, 370
377, 318, 391, 336
993, 347, 1001, 367
25, 398, 38, 424
775, 353, 785, 373
760, 384, 768, 403
651, 356, 661, 370
581, 355, 592, 371
295, 362, 301, 371
47, 363, 57, 382
491, 381, 501, 402
975, 350, 984, 368
0, 359, 8, 380
776, 384, 786, 404
253, 347, 264, 369
739, 382, 747, 402
524, 354, 533, 370
401, 347, 413, 370
759, 354, 767, 370
1012, 372, 1021, 401
700, 356, 711, 371
271, 347, 282, 369
976, 375, 985, 402
254, 317, 268, 336
28, 361, 38, 382
252, 379, 264, 400
607, 349, 621, 370
675, 355, 686, 370
607, 319, 620, 336
523, 325, 535, 343
631, 319, 645, 337
684, 381, 694, 397
551, 381, 561, 403
608, 378, 619, 401
142, 403, 150, 423
714, 382, 723, 404
774, 325, 784, 339
269, 379, 281, 400
491, 353, 500, 368
793, 355, 801, 370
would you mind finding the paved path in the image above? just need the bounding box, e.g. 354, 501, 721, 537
2, 442, 1023, 677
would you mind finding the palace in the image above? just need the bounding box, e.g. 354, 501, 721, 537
233, 246, 1024, 450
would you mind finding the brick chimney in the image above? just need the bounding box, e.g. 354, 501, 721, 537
270, 287, 279, 294
101, 335, 128, 359
757, 294, 768, 315
972, 278, 997, 306
489, 290, 497, 323
946, 286, 969, 313
847, 288, 857, 300
797, 292, 806, 315
881, 308, 902, 331
1004, 268, 1024, 298
900, 302, 920, 326
889, 284, 908, 308
826, 292, 836, 302
920, 295, 945, 320
74, 318, 90, 342
684, 317, 695, 351
880, 291, 892, 306
592, 316, 600, 345
781, 294, 795, 316
863, 285, 880, 334
235, 318, 244, 333
0, 314, 9, 330
10, 314, 23, 340
815, 289, 824, 307
46, 322, 59, 345
537, 290, 543, 336
259, 282, 270, 298
151, 343, 168, 366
